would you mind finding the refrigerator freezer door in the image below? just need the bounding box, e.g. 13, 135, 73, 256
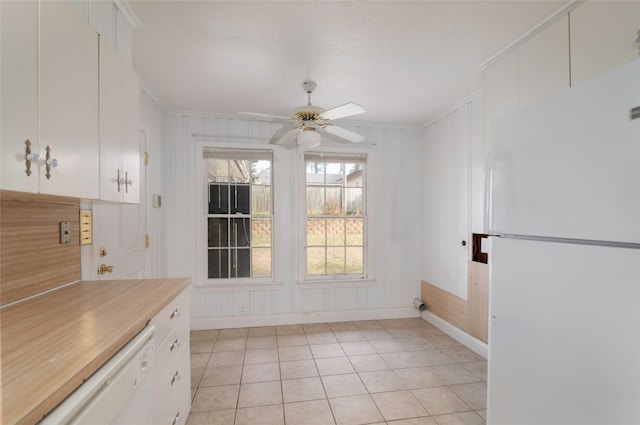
488, 237, 640, 425
491, 59, 640, 244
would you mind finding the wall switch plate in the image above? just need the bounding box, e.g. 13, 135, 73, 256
80, 210, 93, 245
60, 221, 71, 244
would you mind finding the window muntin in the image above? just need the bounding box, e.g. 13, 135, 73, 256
204, 149, 273, 280
304, 155, 366, 278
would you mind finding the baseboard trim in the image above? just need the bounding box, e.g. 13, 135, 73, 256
421, 310, 488, 359
191, 307, 420, 330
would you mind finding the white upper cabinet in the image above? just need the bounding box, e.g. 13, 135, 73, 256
1, 1, 39, 193
39, 0, 99, 199
99, 37, 140, 203
570, 1, 640, 86
518, 16, 570, 108
1, 0, 100, 199
122, 64, 141, 203
100, 38, 125, 202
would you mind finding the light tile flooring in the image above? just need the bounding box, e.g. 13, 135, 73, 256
188, 319, 487, 425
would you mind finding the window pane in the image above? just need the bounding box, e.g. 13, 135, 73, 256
207, 159, 230, 182
252, 248, 271, 277
307, 219, 325, 246
251, 185, 271, 215
233, 248, 251, 277
306, 162, 325, 180
326, 247, 345, 274
326, 218, 345, 246
306, 187, 324, 215
346, 218, 364, 245
304, 156, 366, 279
209, 184, 229, 214
345, 163, 363, 187
325, 162, 344, 178
345, 188, 363, 216
230, 184, 250, 214
230, 160, 251, 184
326, 187, 343, 215
252, 219, 271, 247
232, 218, 251, 247
208, 218, 229, 247
346, 247, 364, 274
251, 160, 271, 184
208, 249, 229, 278
307, 247, 326, 275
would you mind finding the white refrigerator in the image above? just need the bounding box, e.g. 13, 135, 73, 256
486, 59, 640, 425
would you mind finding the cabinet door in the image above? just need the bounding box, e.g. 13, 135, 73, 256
518, 16, 570, 108
39, 0, 99, 199
482, 50, 518, 161
99, 37, 124, 202
1, 0, 39, 193
122, 64, 140, 203
570, 1, 640, 86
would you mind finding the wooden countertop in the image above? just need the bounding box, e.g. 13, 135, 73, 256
0, 278, 191, 425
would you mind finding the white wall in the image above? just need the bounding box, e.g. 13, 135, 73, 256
163, 115, 423, 328
421, 96, 483, 299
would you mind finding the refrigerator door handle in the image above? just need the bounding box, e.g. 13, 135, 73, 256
483, 145, 502, 234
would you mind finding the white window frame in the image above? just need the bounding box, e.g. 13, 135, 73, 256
297, 147, 375, 287
195, 141, 281, 291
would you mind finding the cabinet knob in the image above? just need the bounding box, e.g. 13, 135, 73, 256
461, 240, 467, 247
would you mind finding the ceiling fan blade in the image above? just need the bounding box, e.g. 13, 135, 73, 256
273, 128, 299, 145
319, 103, 365, 121
239, 112, 292, 121
324, 125, 366, 143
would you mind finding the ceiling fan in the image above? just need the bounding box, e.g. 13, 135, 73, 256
240, 81, 366, 148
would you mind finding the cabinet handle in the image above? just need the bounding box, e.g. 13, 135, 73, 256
124, 171, 132, 193
117, 169, 121, 192
170, 370, 180, 386
170, 308, 180, 320
44, 146, 57, 180
24, 139, 39, 176
170, 338, 180, 352
98, 264, 114, 274
172, 412, 182, 425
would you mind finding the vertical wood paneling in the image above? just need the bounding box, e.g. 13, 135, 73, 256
168, 113, 422, 322
334, 287, 358, 311
422, 97, 479, 301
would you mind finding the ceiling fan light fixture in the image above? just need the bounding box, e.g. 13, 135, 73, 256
297, 127, 321, 148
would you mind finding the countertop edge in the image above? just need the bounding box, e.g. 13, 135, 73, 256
2, 277, 192, 425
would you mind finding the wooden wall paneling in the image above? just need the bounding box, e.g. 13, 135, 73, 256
468, 261, 489, 343
421, 280, 470, 332
0, 195, 81, 306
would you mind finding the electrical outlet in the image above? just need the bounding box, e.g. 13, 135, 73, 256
60, 221, 71, 244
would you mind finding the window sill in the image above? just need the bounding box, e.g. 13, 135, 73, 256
194, 281, 283, 292
296, 278, 375, 289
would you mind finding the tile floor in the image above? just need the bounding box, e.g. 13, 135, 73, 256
188, 318, 487, 425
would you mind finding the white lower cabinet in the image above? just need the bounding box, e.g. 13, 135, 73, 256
150, 289, 191, 424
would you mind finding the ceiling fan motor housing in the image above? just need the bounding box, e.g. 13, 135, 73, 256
302, 80, 317, 94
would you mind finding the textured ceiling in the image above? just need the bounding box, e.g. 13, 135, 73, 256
130, 1, 567, 126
